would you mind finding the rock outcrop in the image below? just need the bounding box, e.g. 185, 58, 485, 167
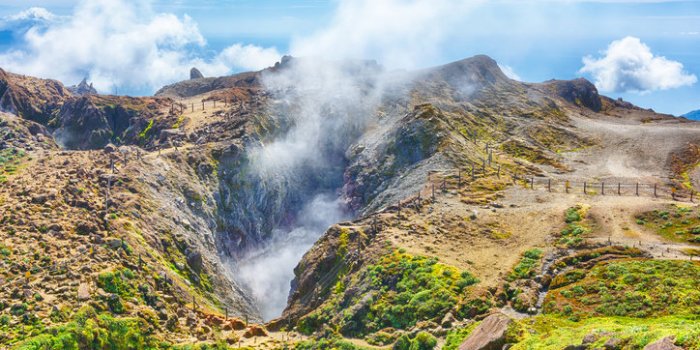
458, 313, 513, 350
68, 78, 97, 95
190, 67, 204, 80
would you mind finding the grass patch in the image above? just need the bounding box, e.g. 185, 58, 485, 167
545, 259, 700, 318
512, 314, 700, 350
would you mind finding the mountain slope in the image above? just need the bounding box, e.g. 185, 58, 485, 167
684, 109, 700, 120
1, 55, 700, 349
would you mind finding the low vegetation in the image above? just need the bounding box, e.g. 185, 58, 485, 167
636, 205, 700, 244
0, 147, 25, 183
558, 205, 589, 248
513, 314, 700, 350
545, 259, 700, 319
508, 249, 543, 281
297, 250, 482, 339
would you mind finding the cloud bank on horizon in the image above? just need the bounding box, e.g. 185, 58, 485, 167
0, 1, 281, 93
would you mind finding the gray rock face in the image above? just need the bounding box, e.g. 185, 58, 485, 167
190, 67, 204, 80
644, 337, 683, 350
458, 313, 513, 350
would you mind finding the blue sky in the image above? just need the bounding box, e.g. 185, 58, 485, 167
0, 0, 698, 115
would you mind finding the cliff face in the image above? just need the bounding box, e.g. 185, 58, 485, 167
0, 69, 71, 124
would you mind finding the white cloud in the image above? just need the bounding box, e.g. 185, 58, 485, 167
0, 0, 281, 94
499, 64, 521, 80
580, 36, 697, 93
214, 44, 282, 72
0, 6, 60, 31
290, 0, 483, 69
7, 7, 56, 22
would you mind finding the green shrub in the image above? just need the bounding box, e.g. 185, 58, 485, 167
98, 269, 135, 297
565, 207, 582, 223
410, 332, 437, 350
508, 249, 543, 280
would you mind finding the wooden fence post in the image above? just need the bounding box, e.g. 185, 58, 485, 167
565, 180, 570, 194
584, 182, 587, 194
601, 182, 605, 195
530, 177, 534, 190
636, 183, 639, 196
617, 183, 621, 196
458, 170, 461, 187
654, 184, 657, 197
497, 165, 501, 179
548, 179, 551, 192
432, 183, 435, 201
191, 103, 194, 112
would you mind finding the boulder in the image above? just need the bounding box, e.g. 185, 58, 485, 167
458, 313, 513, 350
644, 337, 683, 350
243, 324, 268, 338
604, 337, 624, 350
77, 283, 90, 301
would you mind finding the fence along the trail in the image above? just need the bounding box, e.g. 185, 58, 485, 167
422, 168, 695, 203
524, 177, 693, 201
